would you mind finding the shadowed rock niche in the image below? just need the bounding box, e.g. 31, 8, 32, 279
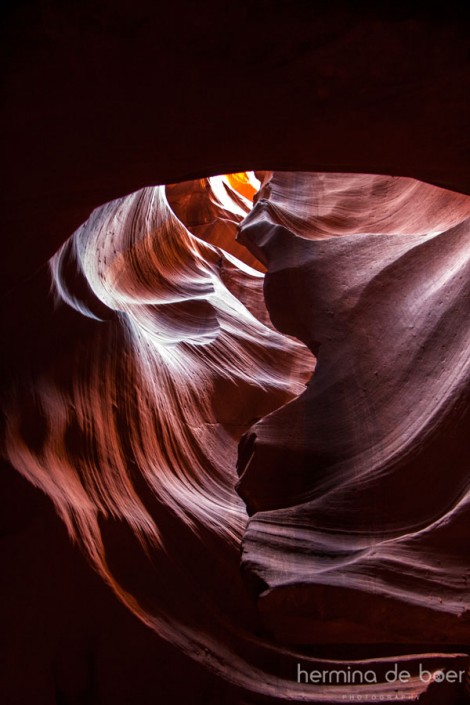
4, 170, 470, 704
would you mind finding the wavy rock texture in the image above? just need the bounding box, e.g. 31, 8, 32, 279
2, 172, 469, 703
238, 172, 470, 646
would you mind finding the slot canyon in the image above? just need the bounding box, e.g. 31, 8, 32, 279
2, 3, 470, 704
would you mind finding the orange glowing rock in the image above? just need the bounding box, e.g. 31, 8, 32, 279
225, 172, 260, 201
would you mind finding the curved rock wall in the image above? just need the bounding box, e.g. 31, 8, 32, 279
1, 171, 469, 703
238, 172, 470, 647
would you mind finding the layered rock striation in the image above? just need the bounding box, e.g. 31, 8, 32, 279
238, 171, 470, 647
2, 172, 469, 703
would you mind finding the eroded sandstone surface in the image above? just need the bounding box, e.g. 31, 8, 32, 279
1, 171, 469, 703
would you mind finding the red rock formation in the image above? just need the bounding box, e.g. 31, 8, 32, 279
2, 171, 469, 703
2, 3, 470, 703
237, 170, 470, 644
